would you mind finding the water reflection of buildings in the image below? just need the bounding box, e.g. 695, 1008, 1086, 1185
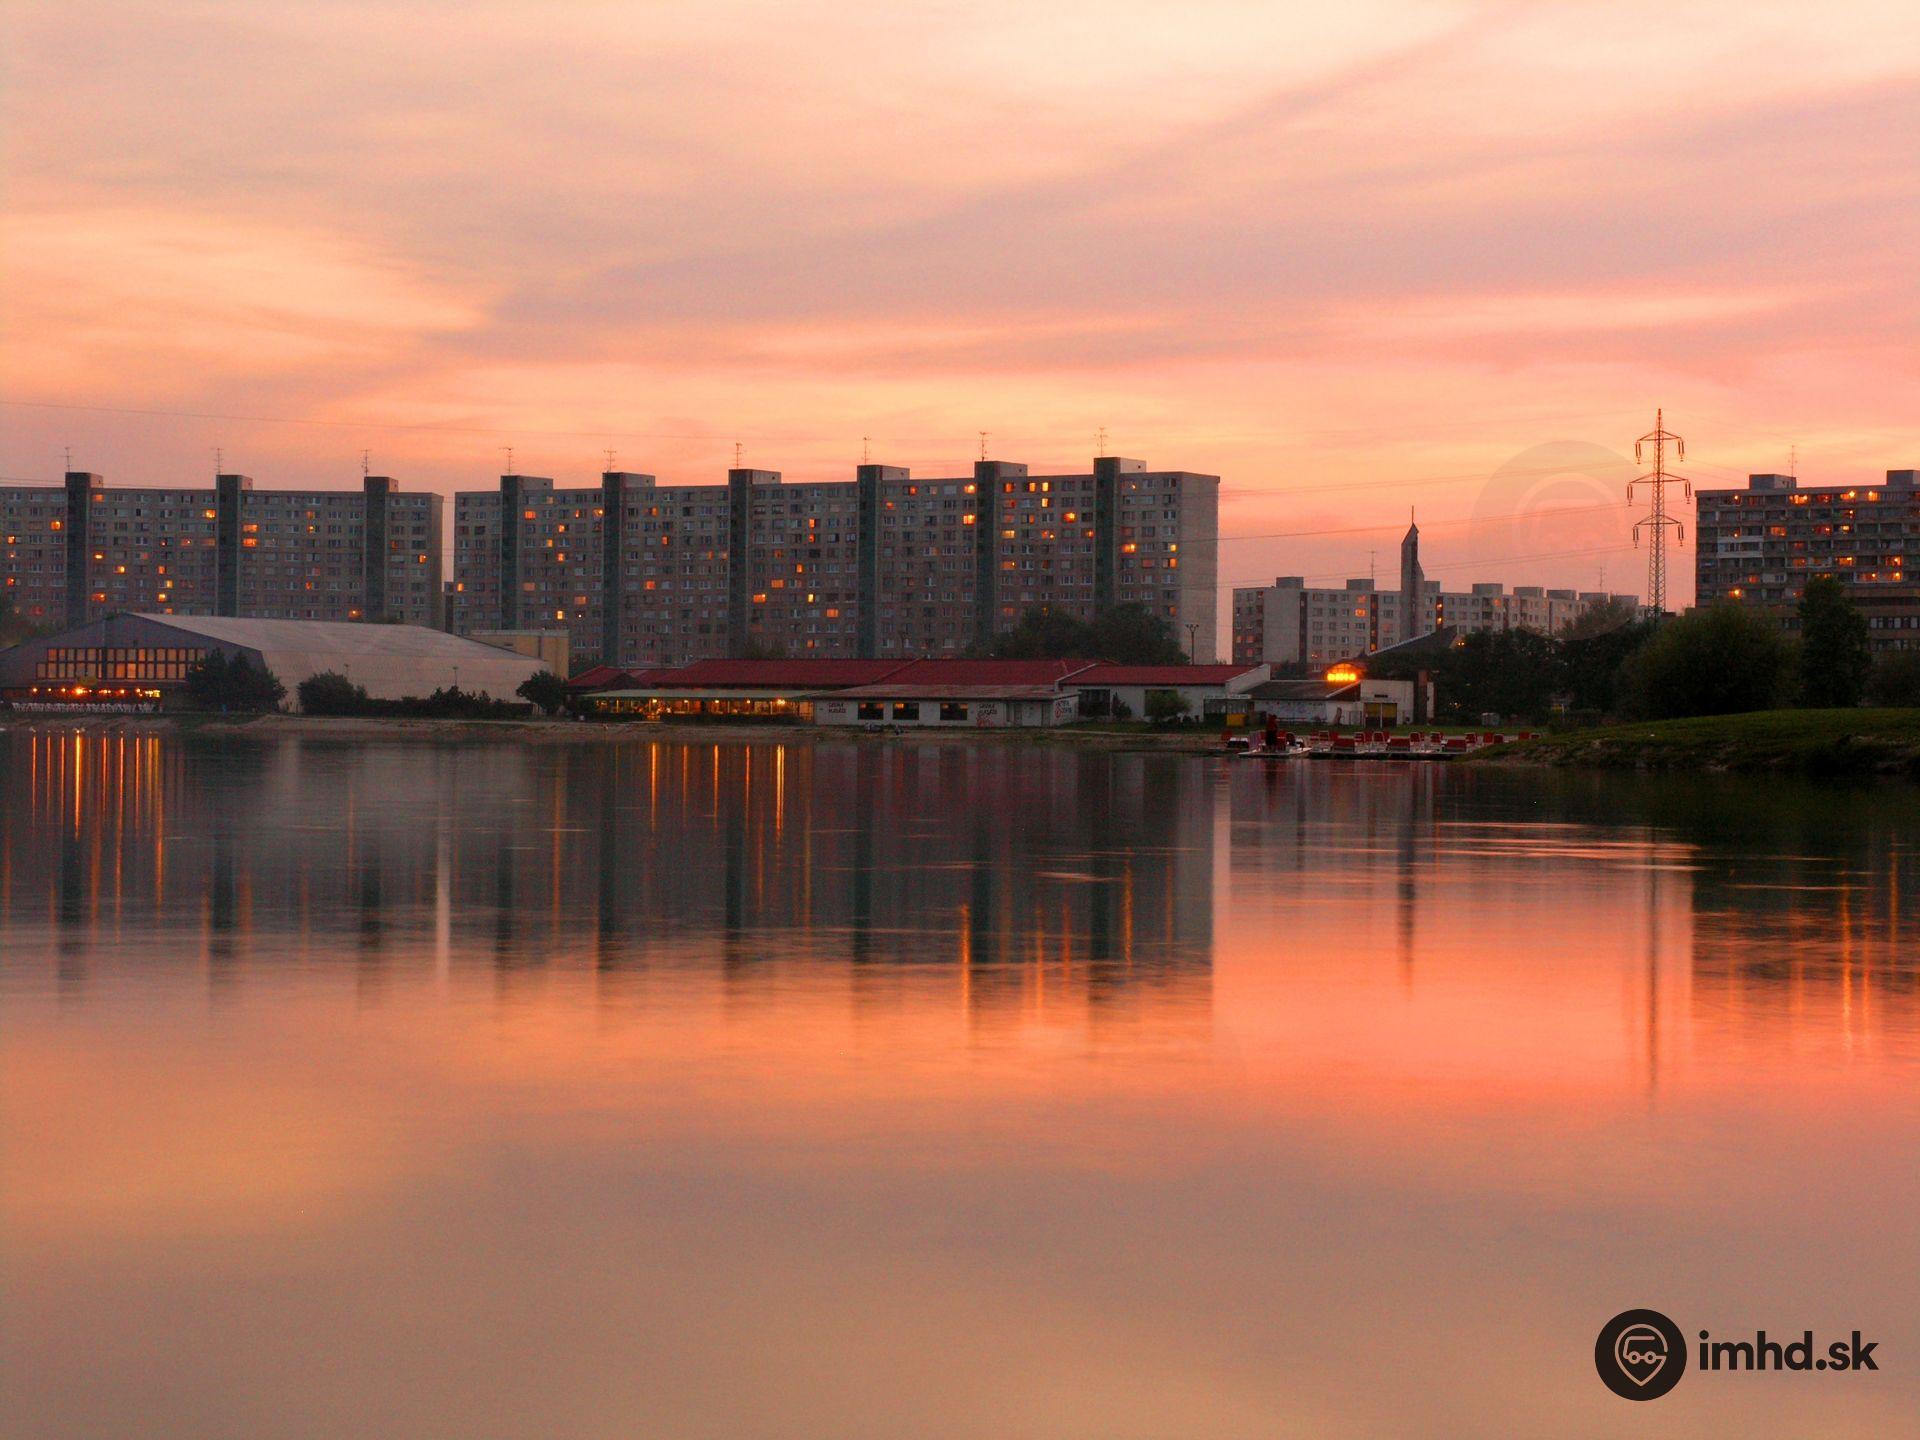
1689, 833, 1919, 1062
1, 732, 1214, 1043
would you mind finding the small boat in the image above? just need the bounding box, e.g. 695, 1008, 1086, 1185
1234, 740, 1309, 760
1228, 729, 1538, 762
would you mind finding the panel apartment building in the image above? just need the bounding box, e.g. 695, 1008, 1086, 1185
1232, 523, 1638, 669
450, 456, 1219, 667
1, 472, 443, 629
1695, 469, 1920, 650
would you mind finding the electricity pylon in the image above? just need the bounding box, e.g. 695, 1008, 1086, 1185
1629, 409, 1690, 613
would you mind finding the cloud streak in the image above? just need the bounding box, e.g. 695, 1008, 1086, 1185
2, 0, 1917, 603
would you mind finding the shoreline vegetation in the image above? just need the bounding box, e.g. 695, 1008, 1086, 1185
1478, 708, 1920, 776
8, 708, 1920, 775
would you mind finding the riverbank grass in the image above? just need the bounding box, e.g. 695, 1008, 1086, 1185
1480, 708, 1920, 775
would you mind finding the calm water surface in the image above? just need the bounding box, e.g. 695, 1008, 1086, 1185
3, 730, 1918, 1438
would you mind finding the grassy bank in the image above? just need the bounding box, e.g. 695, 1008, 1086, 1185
1477, 708, 1920, 776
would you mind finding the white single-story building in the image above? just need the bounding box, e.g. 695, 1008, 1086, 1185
812, 684, 1079, 728
806, 658, 1096, 728
1066, 663, 1269, 721
1247, 674, 1430, 727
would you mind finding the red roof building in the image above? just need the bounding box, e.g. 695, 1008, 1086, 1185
641, 658, 912, 689
580, 656, 914, 721
566, 663, 649, 693
863, 657, 1101, 687
1067, 663, 1258, 687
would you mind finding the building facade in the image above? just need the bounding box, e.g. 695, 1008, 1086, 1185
1, 472, 442, 629
450, 456, 1219, 668
1695, 470, 1920, 650
1233, 539, 1638, 669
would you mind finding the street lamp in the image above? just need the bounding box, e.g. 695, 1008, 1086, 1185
1185, 622, 1199, 660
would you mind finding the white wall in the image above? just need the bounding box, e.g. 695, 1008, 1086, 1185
811, 695, 1079, 727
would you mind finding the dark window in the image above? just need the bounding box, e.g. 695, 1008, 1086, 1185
939, 701, 969, 722
857, 701, 884, 720
890, 702, 917, 721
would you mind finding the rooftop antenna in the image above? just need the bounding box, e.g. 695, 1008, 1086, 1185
604, 447, 617, 473
978, 430, 990, 462
501, 445, 515, 474
1629, 407, 1690, 613
861, 435, 871, 465
733, 440, 744, 468
1369, 548, 1377, 584
1790, 443, 1798, 478
63, 444, 73, 472
361, 448, 371, 477
214, 446, 224, 474
1097, 426, 1108, 458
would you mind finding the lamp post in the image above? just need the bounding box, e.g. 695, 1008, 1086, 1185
1185, 622, 1199, 661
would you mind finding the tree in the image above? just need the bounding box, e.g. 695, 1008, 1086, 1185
517, 670, 569, 715
1559, 597, 1642, 644
1431, 628, 1562, 723
1867, 651, 1920, 708
297, 670, 370, 715
0, 589, 52, 649
1089, 604, 1190, 665
1618, 604, 1794, 719
986, 607, 1094, 659
183, 651, 285, 713
1797, 577, 1871, 708
1143, 689, 1190, 724
986, 603, 1188, 664
1561, 616, 1658, 716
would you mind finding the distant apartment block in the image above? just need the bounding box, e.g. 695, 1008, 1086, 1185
1, 472, 443, 628
450, 456, 1219, 667
1232, 524, 1636, 668
1695, 469, 1920, 650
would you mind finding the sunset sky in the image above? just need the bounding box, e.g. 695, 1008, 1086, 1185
4, 1, 1917, 604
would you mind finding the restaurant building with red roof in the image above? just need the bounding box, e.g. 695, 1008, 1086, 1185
1064, 662, 1269, 722
580, 657, 916, 720
806, 659, 1101, 728
575, 655, 1269, 728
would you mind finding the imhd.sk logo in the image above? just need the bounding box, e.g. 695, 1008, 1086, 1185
1595, 1309, 1687, 1400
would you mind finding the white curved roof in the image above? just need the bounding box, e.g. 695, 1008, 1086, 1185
131, 614, 546, 705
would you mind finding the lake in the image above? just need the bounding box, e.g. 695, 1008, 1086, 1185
3, 729, 1917, 1437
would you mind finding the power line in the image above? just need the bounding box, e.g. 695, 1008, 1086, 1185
1214, 498, 1627, 546
1226, 539, 1639, 589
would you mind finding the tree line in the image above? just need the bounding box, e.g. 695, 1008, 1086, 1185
175, 652, 567, 717
1368, 582, 1920, 724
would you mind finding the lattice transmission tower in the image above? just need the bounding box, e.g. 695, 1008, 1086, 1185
1629, 409, 1691, 613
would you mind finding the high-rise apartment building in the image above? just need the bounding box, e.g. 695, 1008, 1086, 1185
450, 456, 1219, 667
1, 472, 443, 628
1231, 527, 1636, 669
1694, 470, 1920, 650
